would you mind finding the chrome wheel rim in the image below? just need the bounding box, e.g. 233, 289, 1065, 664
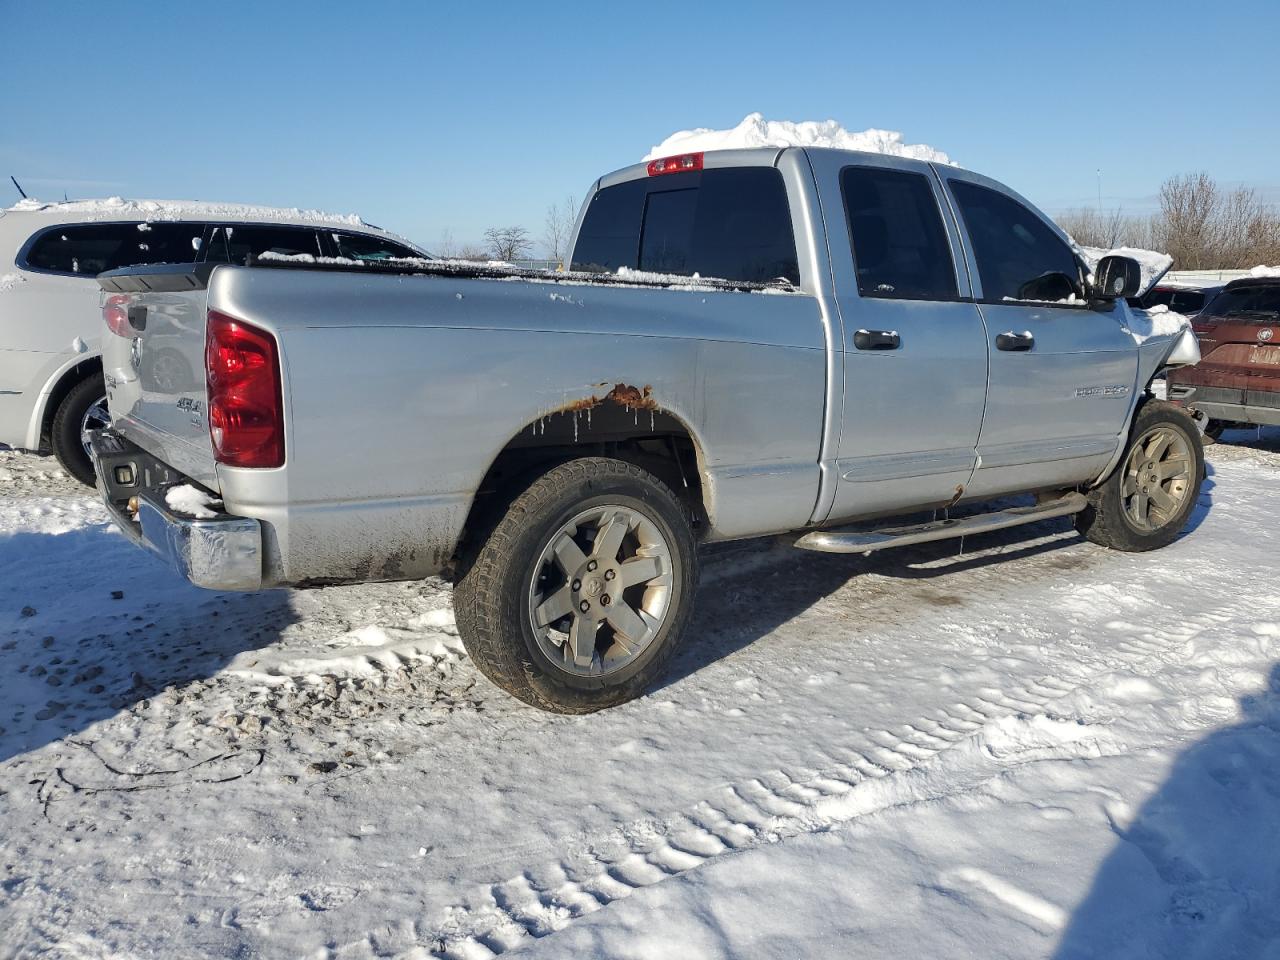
1121, 425, 1193, 533
527, 504, 675, 678
79, 395, 111, 456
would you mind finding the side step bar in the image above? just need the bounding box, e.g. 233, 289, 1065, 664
795, 492, 1087, 555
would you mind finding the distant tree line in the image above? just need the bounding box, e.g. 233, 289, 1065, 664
1056, 173, 1280, 270
435, 196, 579, 264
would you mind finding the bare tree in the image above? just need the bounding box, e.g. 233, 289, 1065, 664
1153, 172, 1220, 270
543, 195, 578, 264
484, 226, 532, 262
1055, 172, 1280, 270
1055, 207, 1138, 249
436, 228, 458, 259
458, 243, 491, 261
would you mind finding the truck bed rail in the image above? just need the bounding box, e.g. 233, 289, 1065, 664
98, 256, 793, 294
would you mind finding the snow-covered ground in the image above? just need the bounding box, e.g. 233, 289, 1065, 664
2, 430, 1280, 959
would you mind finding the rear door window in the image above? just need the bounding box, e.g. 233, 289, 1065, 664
203, 225, 323, 263
330, 231, 424, 262
948, 180, 1084, 304
572, 167, 799, 284
24, 222, 205, 275
841, 166, 958, 300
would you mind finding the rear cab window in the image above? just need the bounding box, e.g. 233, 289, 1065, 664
572, 167, 800, 285
947, 180, 1085, 305
841, 166, 958, 300
22, 222, 206, 275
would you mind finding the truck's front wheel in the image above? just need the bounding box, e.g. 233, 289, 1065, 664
1076, 400, 1204, 552
454, 457, 698, 713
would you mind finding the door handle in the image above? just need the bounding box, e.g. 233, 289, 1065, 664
854, 329, 901, 351
996, 331, 1035, 352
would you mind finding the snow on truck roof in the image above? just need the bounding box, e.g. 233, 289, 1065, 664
644, 114, 952, 164
1, 196, 369, 228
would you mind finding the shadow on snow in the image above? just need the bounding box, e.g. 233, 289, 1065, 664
0, 523, 295, 765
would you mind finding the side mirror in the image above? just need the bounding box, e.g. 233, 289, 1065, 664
1093, 255, 1141, 301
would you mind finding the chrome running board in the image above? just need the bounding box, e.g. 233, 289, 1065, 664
795, 493, 1087, 555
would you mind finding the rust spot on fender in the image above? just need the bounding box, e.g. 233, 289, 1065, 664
945, 484, 964, 508
559, 383, 660, 414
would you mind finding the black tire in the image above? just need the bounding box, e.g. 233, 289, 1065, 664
1076, 400, 1204, 552
453, 457, 698, 713
50, 376, 109, 487
1203, 419, 1226, 441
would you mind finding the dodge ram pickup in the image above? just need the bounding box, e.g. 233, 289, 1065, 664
89, 147, 1204, 713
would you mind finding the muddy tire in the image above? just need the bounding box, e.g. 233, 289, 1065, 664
1076, 400, 1204, 552
453, 457, 698, 713
50, 376, 110, 487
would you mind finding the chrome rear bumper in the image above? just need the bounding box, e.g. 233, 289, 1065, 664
89, 429, 264, 591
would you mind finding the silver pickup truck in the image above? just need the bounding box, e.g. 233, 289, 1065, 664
90, 147, 1203, 713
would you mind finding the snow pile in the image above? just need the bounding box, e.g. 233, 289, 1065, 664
257, 251, 366, 267
164, 484, 222, 519
0, 272, 27, 293
1249, 265, 1280, 278
1124, 303, 1192, 344
645, 112, 952, 164
6, 196, 367, 226
1078, 244, 1173, 296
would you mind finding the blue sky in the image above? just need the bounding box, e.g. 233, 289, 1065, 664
3, 0, 1277, 254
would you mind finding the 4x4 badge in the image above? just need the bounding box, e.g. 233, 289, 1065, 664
1260, 328, 1274, 342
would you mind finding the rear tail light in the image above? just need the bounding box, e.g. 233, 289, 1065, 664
205, 310, 284, 468
646, 152, 704, 176
103, 294, 132, 337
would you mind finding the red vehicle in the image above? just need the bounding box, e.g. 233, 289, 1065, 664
1168, 277, 1280, 437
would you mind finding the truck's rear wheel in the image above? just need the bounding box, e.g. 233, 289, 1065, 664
1076, 400, 1204, 552
453, 457, 698, 713
50, 376, 110, 487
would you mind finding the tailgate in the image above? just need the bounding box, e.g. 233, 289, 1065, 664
1193, 315, 1280, 383
98, 264, 220, 488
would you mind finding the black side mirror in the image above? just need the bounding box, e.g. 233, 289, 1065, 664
1093, 255, 1141, 301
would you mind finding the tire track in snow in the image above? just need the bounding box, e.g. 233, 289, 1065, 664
334, 592, 1279, 960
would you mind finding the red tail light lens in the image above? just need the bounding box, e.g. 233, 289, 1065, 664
103, 294, 132, 337
205, 310, 284, 468
646, 152, 704, 176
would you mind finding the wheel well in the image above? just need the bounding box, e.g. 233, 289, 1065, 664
39, 357, 103, 448
457, 404, 709, 566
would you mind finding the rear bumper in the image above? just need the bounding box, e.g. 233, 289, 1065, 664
89, 428, 264, 591
1169, 383, 1280, 428
1193, 400, 1280, 428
